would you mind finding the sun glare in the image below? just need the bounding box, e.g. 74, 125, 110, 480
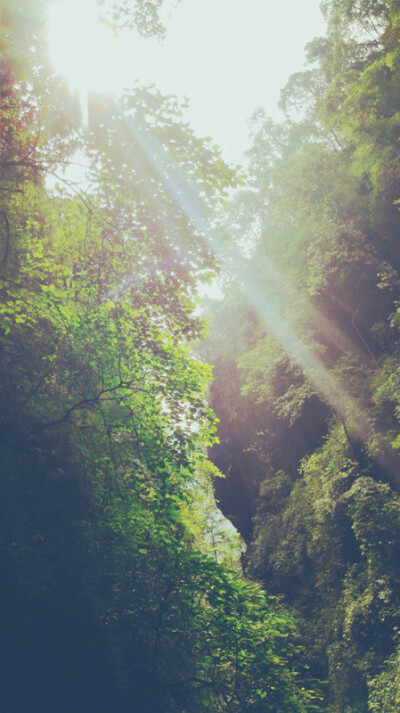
47, 0, 120, 121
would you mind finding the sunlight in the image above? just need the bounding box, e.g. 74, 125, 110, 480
120, 108, 399, 481
47, 2, 396, 483
47, 0, 118, 122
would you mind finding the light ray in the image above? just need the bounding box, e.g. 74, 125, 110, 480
119, 108, 400, 487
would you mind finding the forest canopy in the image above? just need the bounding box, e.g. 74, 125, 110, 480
201, 1, 400, 711
0, 1, 317, 712
3, 1, 400, 712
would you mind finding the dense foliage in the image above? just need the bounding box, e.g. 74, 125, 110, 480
203, 1, 400, 711
5, 0, 400, 710
0, 1, 316, 712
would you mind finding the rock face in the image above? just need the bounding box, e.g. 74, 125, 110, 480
209, 384, 330, 542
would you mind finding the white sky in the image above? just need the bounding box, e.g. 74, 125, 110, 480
49, 0, 326, 164
154, 0, 327, 162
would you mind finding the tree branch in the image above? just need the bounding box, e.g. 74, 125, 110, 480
30, 380, 147, 433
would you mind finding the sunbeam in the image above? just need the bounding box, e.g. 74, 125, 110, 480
117, 106, 400, 487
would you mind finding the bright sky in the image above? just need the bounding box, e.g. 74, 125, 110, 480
48, 0, 326, 163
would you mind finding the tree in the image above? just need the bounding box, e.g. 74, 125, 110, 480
0, 1, 317, 711
202, 0, 400, 711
